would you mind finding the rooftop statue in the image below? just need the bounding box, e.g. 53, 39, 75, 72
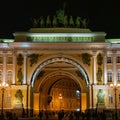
63, 16, 68, 27
39, 16, 45, 28
82, 18, 88, 28
69, 16, 74, 27
46, 16, 51, 27
56, 9, 65, 25
75, 16, 81, 28
31, 9, 88, 28
52, 16, 58, 27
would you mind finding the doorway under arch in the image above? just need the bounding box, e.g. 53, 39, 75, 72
48, 77, 81, 111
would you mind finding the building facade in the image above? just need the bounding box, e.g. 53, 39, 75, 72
0, 28, 120, 116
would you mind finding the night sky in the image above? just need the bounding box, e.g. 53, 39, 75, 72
0, 0, 120, 39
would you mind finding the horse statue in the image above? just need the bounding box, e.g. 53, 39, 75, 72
75, 16, 81, 28
63, 16, 68, 27
39, 16, 45, 28
69, 16, 74, 27
52, 16, 58, 27
32, 18, 39, 28
81, 18, 88, 28
46, 16, 51, 27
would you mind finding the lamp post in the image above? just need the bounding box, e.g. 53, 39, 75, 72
110, 83, 120, 120
0, 83, 9, 119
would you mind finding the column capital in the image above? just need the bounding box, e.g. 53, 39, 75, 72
92, 50, 97, 56
2, 51, 7, 56
112, 50, 117, 56
12, 50, 17, 56
23, 51, 28, 56
103, 50, 107, 55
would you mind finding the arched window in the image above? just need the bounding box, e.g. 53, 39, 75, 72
7, 71, 12, 83
107, 70, 112, 82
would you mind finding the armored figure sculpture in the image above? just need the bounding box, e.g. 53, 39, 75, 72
97, 89, 105, 103
17, 68, 23, 84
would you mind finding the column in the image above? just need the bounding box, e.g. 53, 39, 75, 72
26, 84, 29, 117
12, 51, 16, 84
3, 51, 7, 84
23, 51, 27, 84
93, 51, 97, 84
112, 51, 117, 84
89, 85, 93, 109
103, 51, 107, 84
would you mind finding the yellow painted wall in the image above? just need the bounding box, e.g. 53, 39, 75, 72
81, 93, 87, 112
33, 93, 39, 115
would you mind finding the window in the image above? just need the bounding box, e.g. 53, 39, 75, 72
0, 57, 3, 64
107, 71, 112, 82
6, 94, 11, 104
109, 94, 113, 104
119, 94, 120, 103
7, 56, 13, 64
118, 71, 120, 81
7, 71, 12, 83
117, 56, 120, 63
107, 57, 112, 63
0, 70, 2, 81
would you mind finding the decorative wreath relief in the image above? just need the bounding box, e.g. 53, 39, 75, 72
81, 53, 92, 66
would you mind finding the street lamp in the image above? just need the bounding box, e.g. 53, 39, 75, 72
0, 83, 9, 119
110, 83, 120, 120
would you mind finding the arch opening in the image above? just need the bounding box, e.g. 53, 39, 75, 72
31, 56, 90, 87
31, 56, 90, 114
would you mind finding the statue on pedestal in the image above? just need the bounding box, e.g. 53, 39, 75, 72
97, 89, 105, 108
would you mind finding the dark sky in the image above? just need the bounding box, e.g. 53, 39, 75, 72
0, 0, 120, 39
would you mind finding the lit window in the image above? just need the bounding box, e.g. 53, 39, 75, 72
109, 94, 113, 104
7, 71, 12, 82
118, 94, 120, 103
0, 70, 2, 81
0, 57, 3, 64
118, 71, 120, 81
7, 56, 13, 64
6, 94, 11, 104
107, 71, 112, 82
107, 57, 112, 63
117, 56, 120, 63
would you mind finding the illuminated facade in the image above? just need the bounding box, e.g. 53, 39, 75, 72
0, 28, 120, 116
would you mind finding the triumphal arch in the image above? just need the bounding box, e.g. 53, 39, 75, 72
0, 27, 120, 116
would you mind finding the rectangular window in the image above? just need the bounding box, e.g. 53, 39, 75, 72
119, 94, 120, 103
107, 57, 112, 63
109, 94, 113, 104
7, 71, 12, 82
117, 56, 120, 63
0, 57, 3, 64
0, 71, 2, 81
7, 56, 13, 64
107, 72, 112, 82
118, 72, 120, 81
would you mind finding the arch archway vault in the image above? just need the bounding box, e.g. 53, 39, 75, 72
31, 56, 90, 114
